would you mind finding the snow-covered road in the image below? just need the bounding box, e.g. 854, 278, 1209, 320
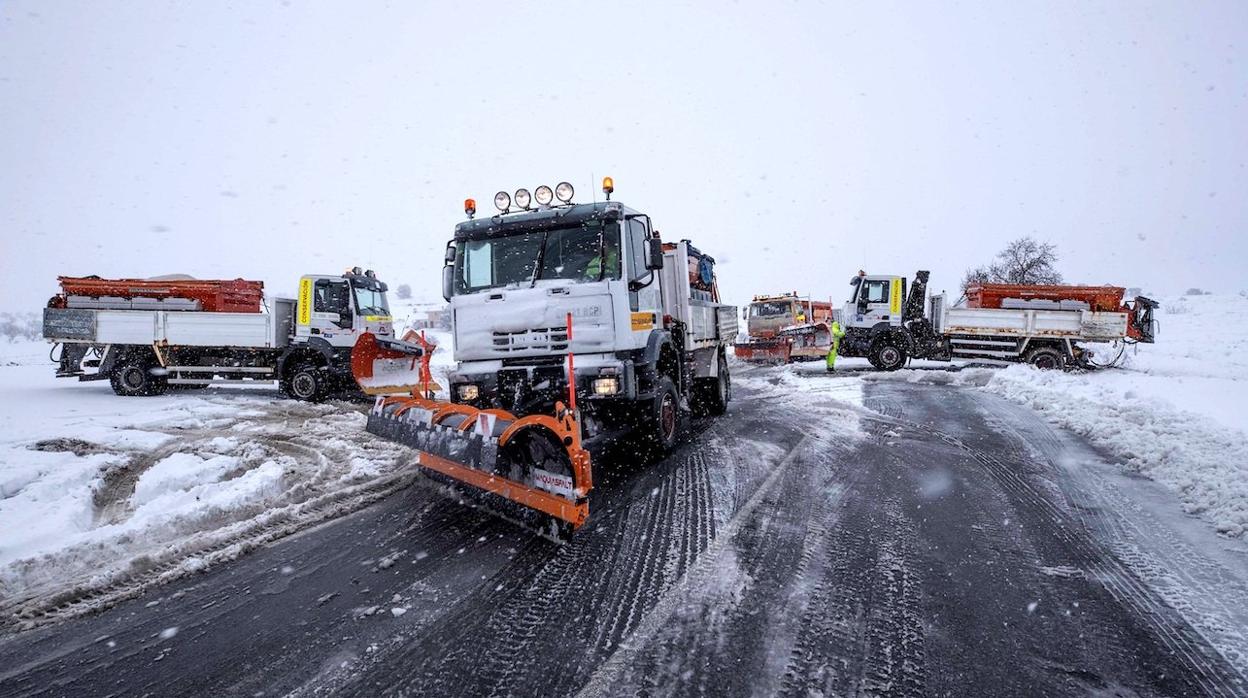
2, 365, 1246, 697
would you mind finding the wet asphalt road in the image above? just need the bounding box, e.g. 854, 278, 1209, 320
1, 369, 1246, 697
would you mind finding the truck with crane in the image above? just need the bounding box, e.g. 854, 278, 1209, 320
365, 178, 738, 539
42, 269, 422, 399
833, 270, 1159, 370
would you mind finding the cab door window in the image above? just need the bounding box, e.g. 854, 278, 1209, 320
314, 280, 353, 329
627, 218, 649, 311
862, 279, 890, 304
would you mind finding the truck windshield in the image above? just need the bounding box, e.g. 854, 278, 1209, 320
455, 222, 620, 293
751, 301, 792, 317
353, 287, 389, 316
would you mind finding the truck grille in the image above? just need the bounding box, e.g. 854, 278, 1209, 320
492, 326, 569, 353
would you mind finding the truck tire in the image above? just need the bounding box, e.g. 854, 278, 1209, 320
693, 355, 730, 417
110, 359, 168, 396
870, 339, 907, 372
284, 362, 328, 402
1025, 346, 1066, 370
644, 376, 682, 451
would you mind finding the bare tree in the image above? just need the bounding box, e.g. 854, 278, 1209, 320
395, 283, 412, 300
962, 237, 1063, 293
961, 266, 991, 295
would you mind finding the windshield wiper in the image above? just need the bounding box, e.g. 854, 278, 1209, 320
529, 229, 552, 288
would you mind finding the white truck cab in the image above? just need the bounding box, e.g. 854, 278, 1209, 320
439, 181, 737, 448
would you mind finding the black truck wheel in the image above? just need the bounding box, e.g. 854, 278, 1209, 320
870, 339, 907, 372
644, 376, 682, 451
110, 358, 168, 396
284, 362, 328, 402
1025, 346, 1066, 370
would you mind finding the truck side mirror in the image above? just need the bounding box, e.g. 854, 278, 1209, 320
441, 265, 454, 302
646, 238, 664, 270
444, 245, 456, 264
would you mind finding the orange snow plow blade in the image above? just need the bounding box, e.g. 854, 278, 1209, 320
365, 395, 592, 540
733, 337, 791, 364
350, 332, 434, 396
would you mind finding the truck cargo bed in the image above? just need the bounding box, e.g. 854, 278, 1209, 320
931, 294, 1129, 342
44, 307, 282, 348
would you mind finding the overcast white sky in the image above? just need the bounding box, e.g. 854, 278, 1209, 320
2, 1, 1245, 310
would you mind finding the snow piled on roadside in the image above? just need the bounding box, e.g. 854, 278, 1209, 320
829, 294, 1248, 539
980, 294, 1248, 538
985, 365, 1248, 537
0, 359, 413, 615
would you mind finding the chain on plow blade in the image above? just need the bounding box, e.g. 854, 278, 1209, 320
366, 395, 593, 541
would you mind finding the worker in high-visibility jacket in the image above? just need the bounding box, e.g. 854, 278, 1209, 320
825, 321, 846, 372
585, 240, 620, 280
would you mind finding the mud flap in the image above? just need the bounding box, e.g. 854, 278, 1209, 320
365, 395, 592, 539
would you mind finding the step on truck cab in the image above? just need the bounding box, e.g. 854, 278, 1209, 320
43, 268, 421, 400
441, 178, 738, 450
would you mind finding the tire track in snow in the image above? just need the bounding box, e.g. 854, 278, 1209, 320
575, 434, 818, 698
862, 396, 1248, 698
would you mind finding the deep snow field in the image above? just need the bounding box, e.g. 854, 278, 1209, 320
1, 294, 1246, 621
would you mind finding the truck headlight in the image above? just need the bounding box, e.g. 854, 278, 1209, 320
592, 377, 620, 395
456, 384, 480, 401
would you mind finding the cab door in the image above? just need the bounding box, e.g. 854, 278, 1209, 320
624, 215, 662, 347
851, 276, 903, 328
295, 276, 356, 346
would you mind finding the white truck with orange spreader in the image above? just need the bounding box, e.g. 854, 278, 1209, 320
42, 269, 423, 399
833, 270, 1159, 370
366, 178, 738, 540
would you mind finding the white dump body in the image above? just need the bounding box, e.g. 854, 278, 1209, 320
43, 307, 283, 348
930, 293, 1129, 341
658, 241, 738, 349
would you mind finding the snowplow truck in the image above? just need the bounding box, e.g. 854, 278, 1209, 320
43, 269, 423, 399
366, 178, 738, 539
833, 270, 1158, 370
734, 293, 834, 363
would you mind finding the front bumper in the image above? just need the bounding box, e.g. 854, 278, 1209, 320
449, 356, 638, 415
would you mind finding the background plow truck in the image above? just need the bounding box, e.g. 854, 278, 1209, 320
42, 269, 423, 399
833, 270, 1159, 370
733, 292, 834, 363
366, 178, 738, 540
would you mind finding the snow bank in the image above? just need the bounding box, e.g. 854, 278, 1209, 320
984, 365, 1248, 537
0, 360, 413, 618
977, 294, 1248, 538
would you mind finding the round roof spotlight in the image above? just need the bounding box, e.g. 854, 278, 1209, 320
555, 181, 574, 203
514, 188, 532, 210
534, 185, 554, 206
493, 191, 511, 212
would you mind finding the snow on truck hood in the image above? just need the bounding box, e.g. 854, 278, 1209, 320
452, 284, 615, 362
